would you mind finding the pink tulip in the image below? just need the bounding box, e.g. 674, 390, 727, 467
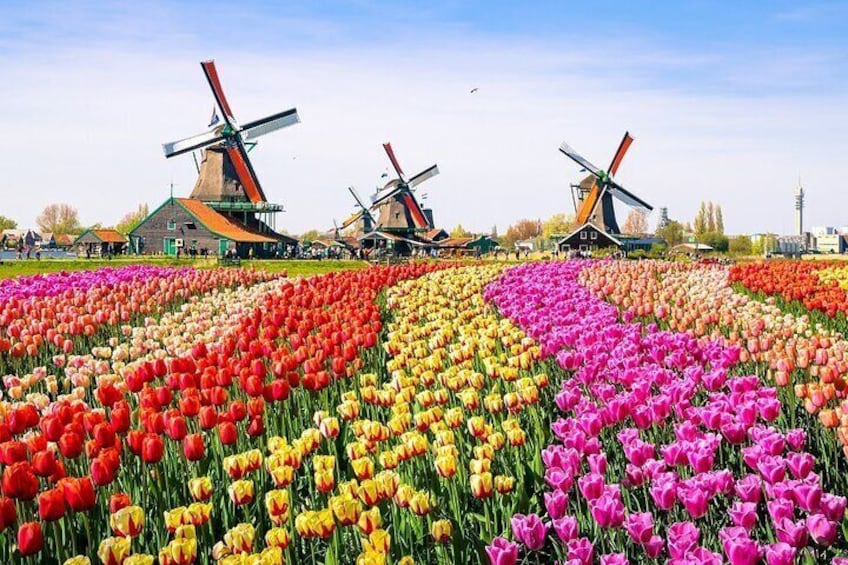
552, 515, 578, 543
775, 517, 808, 549
678, 486, 709, 520
729, 501, 758, 531
667, 521, 699, 559
767, 498, 795, 524
785, 429, 806, 451
649, 476, 677, 511
644, 535, 664, 558
807, 514, 837, 547
786, 452, 814, 479
624, 512, 653, 544
600, 553, 629, 565
819, 493, 847, 522
792, 481, 822, 513
510, 513, 548, 551
544, 489, 568, 520
578, 473, 604, 501
589, 493, 624, 528
757, 456, 786, 484
764, 542, 796, 565
485, 536, 518, 565
720, 527, 762, 565
566, 537, 594, 565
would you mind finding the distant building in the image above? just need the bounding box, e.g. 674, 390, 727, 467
74, 229, 128, 256
558, 223, 621, 253
794, 181, 804, 236
658, 207, 669, 230
777, 235, 805, 257
812, 226, 835, 237
816, 234, 847, 254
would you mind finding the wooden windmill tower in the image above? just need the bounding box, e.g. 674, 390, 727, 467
339, 186, 378, 235
162, 60, 300, 235
370, 143, 439, 234
559, 132, 652, 235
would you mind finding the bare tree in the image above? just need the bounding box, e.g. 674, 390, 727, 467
36, 203, 82, 235
115, 204, 150, 235
621, 209, 648, 235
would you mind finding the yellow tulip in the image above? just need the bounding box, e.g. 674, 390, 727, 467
431, 519, 452, 543
228, 479, 255, 506
174, 524, 196, 540
362, 528, 391, 554
97, 537, 131, 565
123, 555, 155, 565
409, 492, 432, 516
265, 527, 291, 550
186, 502, 212, 526
355, 551, 386, 565
358, 478, 382, 506
63, 557, 91, 565
224, 522, 255, 554
269, 464, 294, 488
495, 475, 515, 494
188, 476, 212, 501
264, 489, 290, 524
159, 537, 197, 565
470, 472, 493, 499
357, 507, 382, 535
434, 454, 457, 478
352, 457, 375, 480
330, 493, 363, 526
110, 505, 144, 538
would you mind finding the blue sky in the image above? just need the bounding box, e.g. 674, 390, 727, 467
1, 1, 847, 235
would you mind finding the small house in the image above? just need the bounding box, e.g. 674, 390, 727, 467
557, 223, 622, 254
74, 229, 128, 257
130, 198, 297, 258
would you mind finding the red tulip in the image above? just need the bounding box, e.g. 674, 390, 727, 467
183, 434, 204, 461
0, 497, 16, 532
2, 462, 38, 500
141, 434, 164, 464
37, 487, 65, 521
17, 522, 43, 556
91, 456, 117, 486
165, 416, 187, 441
58, 432, 83, 459
110, 492, 131, 514
218, 421, 237, 445
0, 441, 28, 465
61, 476, 96, 512
199, 407, 217, 430
31, 450, 58, 477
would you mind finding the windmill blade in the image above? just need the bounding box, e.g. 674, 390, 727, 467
225, 142, 267, 203
559, 142, 604, 178
348, 186, 370, 212
576, 182, 602, 225
371, 186, 403, 207
607, 131, 634, 176
401, 193, 430, 229
241, 108, 300, 140
162, 130, 226, 158
608, 182, 653, 211
382, 142, 407, 182
340, 211, 364, 230
408, 164, 439, 189
201, 60, 237, 127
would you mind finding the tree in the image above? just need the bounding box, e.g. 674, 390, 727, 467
0, 215, 16, 230
706, 201, 716, 232
450, 224, 471, 238
491, 225, 498, 239
541, 213, 574, 240
299, 229, 322, 244
656, 220, 684, 247
694, 202, 708, 235
115, 204, 149, 235
715, 206, 724, 234
36, 203, 82, 235
729, 235, 752, 255
698, 231, 729, 252
621, 210, 648, 235
502, 218, 541, 249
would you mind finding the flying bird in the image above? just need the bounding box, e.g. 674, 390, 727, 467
470, 88, 479, 93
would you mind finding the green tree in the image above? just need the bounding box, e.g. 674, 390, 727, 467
299, 229, 322, 244
0, 215, 16, 230
715, 205, 725, 234
706, 201, 716, 232
450, 224, 472, 238
541, 213, 574, 240
694, 202, 708, 234
36, 203, 83, 235
729, 235, 752, 255
656, 220, 684, 246
698, 231, 729, 252
115, 204, 149, 235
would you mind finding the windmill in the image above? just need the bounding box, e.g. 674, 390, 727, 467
370, 143, 439, 233
339, 186, 377, 234
162, 60, 300, 209
559, 132, 652, 234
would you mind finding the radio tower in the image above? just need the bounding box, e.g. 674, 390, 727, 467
794, 179, 804, 236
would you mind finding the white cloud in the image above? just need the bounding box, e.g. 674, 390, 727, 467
1, 4, 846, 236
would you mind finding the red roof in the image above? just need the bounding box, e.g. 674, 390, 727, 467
439, 237, 474, 248
91, 229, 127, 244
176, 198, 276, 243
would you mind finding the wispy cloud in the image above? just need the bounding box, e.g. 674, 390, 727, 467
0, 1, 846, 236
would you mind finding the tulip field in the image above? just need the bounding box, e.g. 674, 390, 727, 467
3, 260, 848, 565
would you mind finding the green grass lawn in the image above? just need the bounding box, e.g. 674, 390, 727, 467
0, 257, 369, 280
